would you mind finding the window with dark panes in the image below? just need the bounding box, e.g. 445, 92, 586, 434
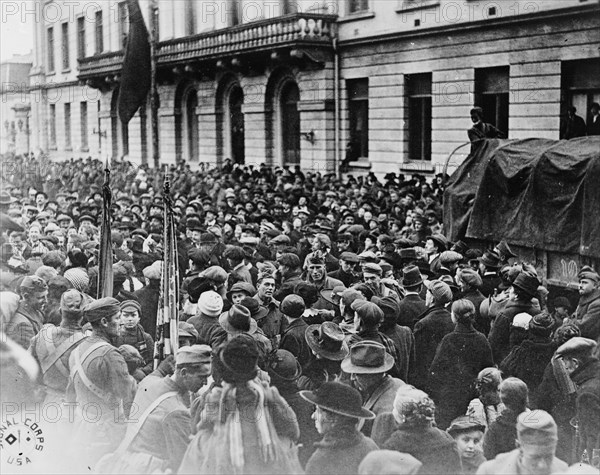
61, 23, 69, 70
406, 73, 432, 161
49, 104, 56, 146
77, 17, 85, 59
350, 0, 369, 13
47, 27, 55, 71
281, 82, 300, 165
475, 66, 509, 136
561, 59, 600, 138
64, 103, 71, 149
95, 10, 104, 54
347, 79, 369, 160
80, 102, 88, 149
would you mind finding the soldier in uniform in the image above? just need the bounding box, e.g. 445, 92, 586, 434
115, 345, 212, 473
5, 275, 48, 348
66, 297, 137, 469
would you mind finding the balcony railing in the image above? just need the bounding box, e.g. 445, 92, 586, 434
157, 13, 337, 65
78, 51, 124, 80
77, 13, 337, 81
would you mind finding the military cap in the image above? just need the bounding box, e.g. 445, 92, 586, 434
578, 265, 599, 283
176, 344, 212, 367
78, 214, 95, 223
84, 297, 121, 323
516, 410, 557, 447
56, 214, 72, 223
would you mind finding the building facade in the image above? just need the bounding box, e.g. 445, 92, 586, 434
28, 0, 600, 175
1, 54, 32, 155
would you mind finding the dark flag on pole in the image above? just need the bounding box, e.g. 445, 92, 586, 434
117, 0, 151, 125
154, 177, 180, 367
98, 164, 113, 298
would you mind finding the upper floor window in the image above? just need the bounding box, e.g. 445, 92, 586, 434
61, 23, 69, 70
350, 0, 369, 13
347, 78, 369, 160
47, 27, 55, 72
406, 72, 432, 161
77, 16, 85, 59
118, 2, 129, 48
475, 66, 509, 137
95, 10, 104, 54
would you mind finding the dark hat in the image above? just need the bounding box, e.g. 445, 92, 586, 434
269, 234, 291, 246
187, 277, 214, 304
478, 250, 501, 269
239, 296, 269, 321
351, 300, 384, 327
447, 415, 486, 436
428, 234, 448, 251
220, 335, 259, 382
300, 381, 375, 420
305, 322, 349, 360
413, 215, 428, 226
84, 297, 121, 323
277, 252, 301, 269
267, 349, 302, 381
553, 296, 572, 310
341, 341, 395, 374
402, 265, 423, 287
281, 294, 306, 319
495, 240, 517, 260
78, 214, 95, 223
339, 252, 359, 263
512, 271, 540, 299
219, 304, 257, 335
451, 240, 470, 255
199, 233, 217, 244
529, 312, 555, 337
119, 299, 142, 313
131, 228, 149, 239
188, 248, 211, 267
372, 295, 399, 320
226, 281, 256, 302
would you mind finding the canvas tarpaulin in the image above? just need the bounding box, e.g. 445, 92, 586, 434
444, 137, 600, 257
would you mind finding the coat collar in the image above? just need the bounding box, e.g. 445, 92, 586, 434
578, 288, 600, 306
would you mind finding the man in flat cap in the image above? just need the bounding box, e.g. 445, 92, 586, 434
568, 266, 600, 340
556, 337, 600, 460
120, 345, 212, 473
477, 410, 567, 474
66, 297, 137, 467
362, 262, 401, 301
5, 275, 48, 348
329, 251, 361, 288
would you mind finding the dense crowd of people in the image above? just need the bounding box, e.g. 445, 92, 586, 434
0, 153, 599, 475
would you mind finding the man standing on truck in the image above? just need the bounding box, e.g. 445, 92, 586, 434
468, 107, 505, 153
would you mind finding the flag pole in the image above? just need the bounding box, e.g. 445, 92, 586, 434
98, 160, 113, 298
149, 0, 160, 170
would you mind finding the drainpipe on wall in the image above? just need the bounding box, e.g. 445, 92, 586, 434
333, 36, 340, 180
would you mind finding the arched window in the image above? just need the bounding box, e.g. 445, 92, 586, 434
280, 81, 300, 165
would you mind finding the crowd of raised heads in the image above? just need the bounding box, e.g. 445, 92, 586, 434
0, 153, 599, 475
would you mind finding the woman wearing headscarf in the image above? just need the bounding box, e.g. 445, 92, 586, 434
179, 335, 301, 474
378, 385, 462, 474
300, 381, 378, 475
466, 367, 503, 430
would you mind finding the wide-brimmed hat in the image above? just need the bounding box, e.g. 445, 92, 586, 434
401, 265, 423, 287
239, 296, 269, 321
225, 281, 256, 302
300, 381, 375, 420
320, 285, 347, 306
512, 271, 540, 299
219, 304, 257, 335
267, 349, 302, 381
305, 322, 349, 360
341, 341, 395, 374
478, 250, 501, 269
